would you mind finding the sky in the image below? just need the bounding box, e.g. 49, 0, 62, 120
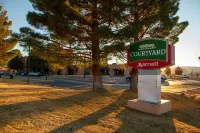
1, 0, 200, 67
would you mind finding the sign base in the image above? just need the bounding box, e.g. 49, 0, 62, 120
138, 69, 161, 103
127, 99, 171, 115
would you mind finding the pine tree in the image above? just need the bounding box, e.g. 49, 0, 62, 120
26, 0, 127, 90
0, 6, 19, 66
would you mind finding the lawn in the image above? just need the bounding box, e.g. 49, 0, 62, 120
0, 79, 199, 133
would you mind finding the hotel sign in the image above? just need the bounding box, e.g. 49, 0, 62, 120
127, 39, 175, 69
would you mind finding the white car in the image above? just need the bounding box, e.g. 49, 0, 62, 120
29, 72, 40, 76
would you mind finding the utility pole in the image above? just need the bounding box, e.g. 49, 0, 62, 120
45, 63, 48, 80
28, 45, 30, 84
83, 55, 86, 79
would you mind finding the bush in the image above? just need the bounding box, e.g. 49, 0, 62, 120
164, 67, 171, 76
175, 66, 183, 75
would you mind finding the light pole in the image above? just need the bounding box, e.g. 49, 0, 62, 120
83, 55, 86, 79
28, 45, 30, 84
45, 63, 48, 80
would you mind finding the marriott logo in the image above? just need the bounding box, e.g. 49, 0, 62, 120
137, 62, 159, 67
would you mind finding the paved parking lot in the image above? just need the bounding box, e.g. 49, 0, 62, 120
1, 75, 200, 93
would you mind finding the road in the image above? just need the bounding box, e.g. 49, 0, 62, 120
1, 75, 129, 89
33, 76, 129, 89
1, 75, 200, 92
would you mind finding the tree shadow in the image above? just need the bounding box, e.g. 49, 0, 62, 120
0, 89, 110, 126
115, 109, 176, 133
48, 89, 136, 133
49, 91, 200, 133
0, 90, 66, 98
163, 93, 200, 129
48, 90, 176, 133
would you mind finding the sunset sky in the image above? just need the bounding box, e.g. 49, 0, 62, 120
2, 0, 200, 66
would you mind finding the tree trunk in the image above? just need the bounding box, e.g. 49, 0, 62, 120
91, 27, 103, 90
91, 0, 103, 90
130, 36, 139, 91
130, 68, 138, 91
92, 60, 103, 90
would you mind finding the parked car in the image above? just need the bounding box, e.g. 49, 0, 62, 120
181, 75, 189, 79
16, 72, 23, 75
125, 76, 138, 81
126, 77, 131, 81
2, 72, 12, 76
37, 72, 47, 77
21, 72, 28, 76
29, 72, 40, 76
29, 72, 47, 77
161, 75, 168, 82
126, 75, 167, 81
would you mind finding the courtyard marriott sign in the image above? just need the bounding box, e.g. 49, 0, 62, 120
127, 39, 175, 69
127, 38, 175, 115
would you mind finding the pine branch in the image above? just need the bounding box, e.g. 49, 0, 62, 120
65, 1, 92, 25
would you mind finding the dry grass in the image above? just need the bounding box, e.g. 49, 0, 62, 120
182, 89, 200, 103
162, 82, 200, 93
0, 79, 200, 133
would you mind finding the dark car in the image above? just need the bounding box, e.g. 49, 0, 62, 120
21, 72, 28, 76
126, 76, 137, 81
126, 77, 131, 81
37, 72, 47, 77
161, 75, 168, 82
181, 75, 189, 79
16, 72, 23, 75
126, 75, 167, 81
2, 72, 12, 76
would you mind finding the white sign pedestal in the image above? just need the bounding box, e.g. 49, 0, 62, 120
127, 69, 171, 115
138, 69, 161, 103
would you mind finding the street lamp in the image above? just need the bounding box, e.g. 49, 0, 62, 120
27, 45, 30, 84
45, 63, 48, 80
83, 55, 86, 79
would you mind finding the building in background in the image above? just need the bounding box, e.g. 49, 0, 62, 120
107, 63, 130, 76
61, 63, 130, 76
